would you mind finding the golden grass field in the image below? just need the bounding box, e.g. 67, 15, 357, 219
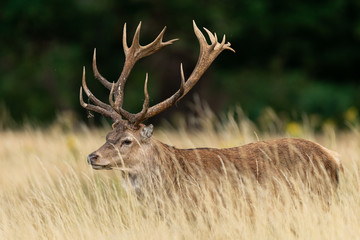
1, 109, 360, 240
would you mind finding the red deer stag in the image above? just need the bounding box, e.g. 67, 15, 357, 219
80, 21, 342, 194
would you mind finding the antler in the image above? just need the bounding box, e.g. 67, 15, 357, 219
80, 22, 177, 124
80, 21, 234, 126
141, 21, 235, 122
80, 67, 122, 121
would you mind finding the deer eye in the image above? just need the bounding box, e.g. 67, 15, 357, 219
121, 139, 132, 147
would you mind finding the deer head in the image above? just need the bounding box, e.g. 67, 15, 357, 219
80, 21, 234, 171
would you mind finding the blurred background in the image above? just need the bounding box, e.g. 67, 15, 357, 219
1, 0, 359, 129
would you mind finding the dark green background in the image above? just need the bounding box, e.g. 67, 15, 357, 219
1, 0, 359, 127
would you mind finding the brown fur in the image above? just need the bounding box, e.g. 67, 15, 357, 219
88, 124, 342, 194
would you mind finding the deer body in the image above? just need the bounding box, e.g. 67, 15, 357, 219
89, 126, 342, 192
80, 21, 342, 193
172, 138, 340, 184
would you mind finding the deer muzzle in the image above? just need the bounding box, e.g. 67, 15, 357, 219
87, 152, 111, 170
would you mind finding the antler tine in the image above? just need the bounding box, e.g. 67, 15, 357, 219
179, 63, 186, 95
130, 22, 142, 53
92, 49, 112, 90
109, 82, 116, 109
80, 68, 119, 120
122, 23, 129, 55
139, 21, 234, 122
134, 73, 150, 125
138, 27, 179, 59
81, 67, 114, 112
79, 87, 111, 119
203, 28, 216, 47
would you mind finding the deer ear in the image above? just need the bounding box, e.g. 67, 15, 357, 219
140, 124, 153, 139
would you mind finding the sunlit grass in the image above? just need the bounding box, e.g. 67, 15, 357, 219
0, 110, 359, 239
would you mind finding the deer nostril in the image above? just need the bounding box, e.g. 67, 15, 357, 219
87, 153, 98, 165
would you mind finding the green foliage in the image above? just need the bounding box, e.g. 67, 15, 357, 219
0, 0, 359, 126
214, 69, 358, 126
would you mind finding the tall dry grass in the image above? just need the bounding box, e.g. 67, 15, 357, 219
1, 109, 360, 239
